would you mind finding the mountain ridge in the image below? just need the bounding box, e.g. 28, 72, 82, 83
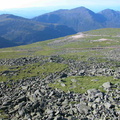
0, 14, 76, 48
33, 7, 120, 32
1, 7, 120, 48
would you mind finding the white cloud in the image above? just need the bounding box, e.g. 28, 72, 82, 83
0, 0, 41, 10
67, 0, 120, 6
0, 0, 119, 10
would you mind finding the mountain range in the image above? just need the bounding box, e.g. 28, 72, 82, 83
0, 7, 52, 18
0, 7, 120, 48
0, 14, 76, 47
33, 7, 120, 32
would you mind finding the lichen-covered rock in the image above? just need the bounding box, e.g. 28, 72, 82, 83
77, 103, 91, 115
102, 82, 112, 89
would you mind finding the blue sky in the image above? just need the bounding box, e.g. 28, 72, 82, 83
0, 0, 120, 12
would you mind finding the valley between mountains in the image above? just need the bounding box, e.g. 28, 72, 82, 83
0, 28, 120, 120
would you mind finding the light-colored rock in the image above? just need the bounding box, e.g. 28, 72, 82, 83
102, 82, 112, 89
71, 79, 77, 83
87, 89, 100, 97
104, 102, 112, 109
95, 98, 101, 103
61, 83, 66, 87
77, 103, 91, 115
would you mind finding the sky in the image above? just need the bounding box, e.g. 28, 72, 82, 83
0, 0, 120, 18
0, 0, 120, 11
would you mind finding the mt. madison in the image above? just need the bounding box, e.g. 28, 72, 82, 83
0, 7, 120, 48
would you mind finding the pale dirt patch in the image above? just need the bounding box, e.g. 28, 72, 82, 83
91, 38, 112, 42
71, 33, 85, 39
48, 33, 86, 45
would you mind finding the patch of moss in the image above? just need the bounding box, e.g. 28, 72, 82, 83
0, 62, 68, 82
49, 76, 119, 94
85, 28, 120, 36
0, 110, 9, 119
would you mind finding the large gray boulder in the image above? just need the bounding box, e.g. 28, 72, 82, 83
102, 82, 112, 89
76, 103, 91, 115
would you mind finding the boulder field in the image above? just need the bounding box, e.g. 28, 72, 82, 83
0, 56, 120, 120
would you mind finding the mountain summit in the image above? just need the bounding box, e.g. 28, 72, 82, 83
33, 7, 120, 32
33, 7, 102, 32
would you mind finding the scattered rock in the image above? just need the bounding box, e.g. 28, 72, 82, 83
77, 103, 91, 115
71, 79, 77, 82
61, 83, 66, 87
104, 102, 112, 109
0, 56, 119, 120
60, 73, 67, 78
102, 82, 112, 89
91, 79, 99, 82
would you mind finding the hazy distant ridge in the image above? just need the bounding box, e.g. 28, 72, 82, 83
1, 7, 120, 48
33, 7, 120, 32
0, 14, 76, 48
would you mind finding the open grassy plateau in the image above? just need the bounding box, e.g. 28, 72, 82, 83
0, 28, 120, 120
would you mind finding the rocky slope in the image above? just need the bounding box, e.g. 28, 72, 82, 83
0, 56, 120, 120
0, 28, 120, 119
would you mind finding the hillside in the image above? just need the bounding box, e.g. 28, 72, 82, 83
0, 36, 17, 48
1, 7, 120, 48
99, 9, 120, 27
33, 7, 120, 32
0, 14, 76, 48
0, 28, 120, 119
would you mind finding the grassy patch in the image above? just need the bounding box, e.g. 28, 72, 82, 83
0, 28, 120, 86
49, 76, 119, 93
85, 28, 120, 36
0, 110, 9, 119
0, 28, 120, 59
0, 62, 68, 82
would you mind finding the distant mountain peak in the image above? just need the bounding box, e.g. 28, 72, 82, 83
0, 14, 27, 20
99, 8, 120, 20
32, 7, 120, 32
71, 6, 94, 13
100, 9, 117, 13
52, 9, 68, 13
71, 6, 89, 11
